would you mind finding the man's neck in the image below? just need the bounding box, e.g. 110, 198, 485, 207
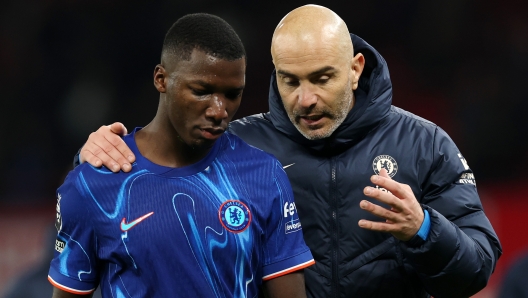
134, 119, 212, 168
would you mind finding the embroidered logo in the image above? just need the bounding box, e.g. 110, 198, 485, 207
120, 212, 154, 232
372, 155, 398, 177
219, 200, 252, 233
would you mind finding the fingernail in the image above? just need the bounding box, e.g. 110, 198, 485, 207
358, 220, 365, 227
364, 187, 372, 195
127, 155, 134, 162
360, 200, 368, 208
123, 163, 131, 171
112, 164, 119, 172
371, 175, 379, 182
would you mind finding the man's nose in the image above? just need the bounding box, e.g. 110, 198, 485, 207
205, 95, 228, 122
298, 84, 317, 108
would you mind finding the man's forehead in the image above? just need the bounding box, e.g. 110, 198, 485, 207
273, 45, 342, 75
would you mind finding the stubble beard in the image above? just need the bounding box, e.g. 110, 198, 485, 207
288, 81, 354, 140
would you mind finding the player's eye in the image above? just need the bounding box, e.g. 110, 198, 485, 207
225, 90, 242, 100
191, 88, 208, 96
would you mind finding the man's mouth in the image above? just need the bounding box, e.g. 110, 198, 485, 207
200, 127, 225, 140
299, 114, 325, 126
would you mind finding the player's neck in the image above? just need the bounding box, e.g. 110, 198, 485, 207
135, 119, 213, 168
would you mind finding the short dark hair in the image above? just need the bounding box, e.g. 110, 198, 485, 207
162, 13, 246, 62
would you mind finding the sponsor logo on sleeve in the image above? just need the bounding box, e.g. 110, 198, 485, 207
458, 153, 470, 170
283, 202, 297, 217
285, 219, 302, 234
55, 193, 62, 232
283, 202, 302, 233
457, 173, 476, 185
219, 200, 252, 233
372, 155, 398, 177
55, 239, 66, 253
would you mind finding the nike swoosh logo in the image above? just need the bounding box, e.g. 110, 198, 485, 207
120, 212, 154, 232
283, 163, 295, 169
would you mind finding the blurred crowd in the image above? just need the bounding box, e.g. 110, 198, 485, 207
0, 0, 527, 297
1, 0, 527, 203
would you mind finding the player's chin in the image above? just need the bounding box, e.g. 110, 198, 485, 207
191, 138, 217, 150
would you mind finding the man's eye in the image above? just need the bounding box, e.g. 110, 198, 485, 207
226, 91, 242, 100
191, 89, 208, 96
284, 79, 299, 87
317, 76, 330, 84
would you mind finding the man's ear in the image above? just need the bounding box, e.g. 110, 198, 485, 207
154, 64, 167, 93
351, 53, 365, 91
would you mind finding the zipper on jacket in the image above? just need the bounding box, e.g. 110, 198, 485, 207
330, 158, 339, 298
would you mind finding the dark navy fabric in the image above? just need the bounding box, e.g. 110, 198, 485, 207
497, 251, 528, 298
228, 34, 502, 298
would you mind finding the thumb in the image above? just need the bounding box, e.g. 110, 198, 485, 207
109, 122, 128, 136
379, 168, 391, 179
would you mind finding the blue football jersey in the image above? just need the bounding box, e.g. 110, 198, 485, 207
48, 129, 314, 297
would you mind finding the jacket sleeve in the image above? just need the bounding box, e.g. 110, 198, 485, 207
73, 147, 82, 169
399, 126, 502, 298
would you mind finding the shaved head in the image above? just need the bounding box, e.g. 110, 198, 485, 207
271, 5, 364, 140
271, 5, 353, 66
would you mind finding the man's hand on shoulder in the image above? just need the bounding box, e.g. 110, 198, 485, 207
80, 122, 135, 173
358, 169, 424, 241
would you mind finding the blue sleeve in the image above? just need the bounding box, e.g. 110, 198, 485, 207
415, 209, 430, 241
48, 171, 99, 294
400, 127, 502, 298
261, 161, 314, 280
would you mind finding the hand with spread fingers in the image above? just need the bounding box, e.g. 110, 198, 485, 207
358, 168, 424, 241
79, 122, 136, 173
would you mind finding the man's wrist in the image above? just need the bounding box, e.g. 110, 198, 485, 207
416, 209, 431, 241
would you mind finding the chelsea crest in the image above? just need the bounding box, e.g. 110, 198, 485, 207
372, 155, 398, 177
219, 200, 252, 233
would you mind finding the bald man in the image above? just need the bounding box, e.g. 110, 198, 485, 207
76, 5, 501, 298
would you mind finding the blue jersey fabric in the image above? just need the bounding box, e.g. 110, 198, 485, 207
49, 129, 314, 297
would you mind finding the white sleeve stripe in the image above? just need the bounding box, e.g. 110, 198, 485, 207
48, 275, 95, 294
262, 259, 315, 280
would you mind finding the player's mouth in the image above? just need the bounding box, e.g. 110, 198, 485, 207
200, 127, 225, 140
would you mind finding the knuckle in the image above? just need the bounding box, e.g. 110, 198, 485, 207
92, 147, 104, 156
102, 144, 114, 153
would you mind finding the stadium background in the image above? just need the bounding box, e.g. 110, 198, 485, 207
1, 0, 527, 296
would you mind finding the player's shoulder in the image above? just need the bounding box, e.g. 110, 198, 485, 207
221, 132, 280, 164
228, 113, 274, 136
64, 162, 136, 196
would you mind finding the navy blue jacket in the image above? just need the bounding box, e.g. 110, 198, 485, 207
229, 35, 502, 298
498, 251, 528, 298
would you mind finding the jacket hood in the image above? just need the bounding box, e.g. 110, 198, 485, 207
268, 34, 393, 153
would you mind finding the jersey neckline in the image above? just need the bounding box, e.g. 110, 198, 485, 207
124, 127, 223, 177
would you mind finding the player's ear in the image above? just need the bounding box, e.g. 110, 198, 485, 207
154, 64, 167, 93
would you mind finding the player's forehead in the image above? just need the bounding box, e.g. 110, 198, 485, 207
172, 49, 246, 84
